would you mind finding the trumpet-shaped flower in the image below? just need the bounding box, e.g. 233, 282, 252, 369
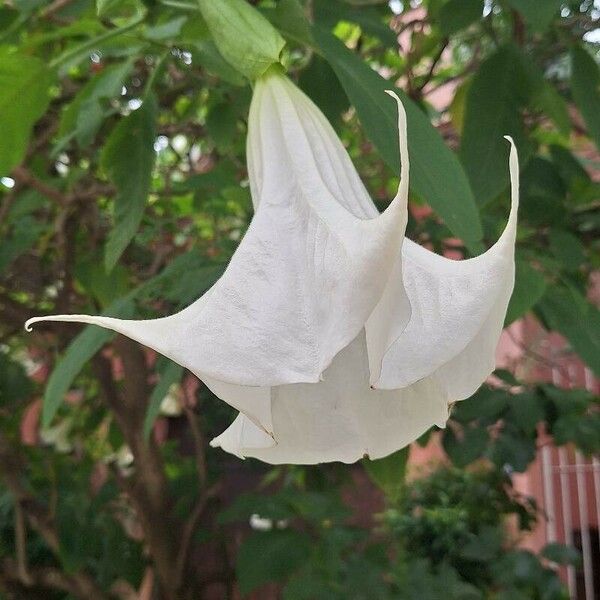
26, 70, 519, 464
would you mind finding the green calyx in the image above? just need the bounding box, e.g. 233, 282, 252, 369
197, 0, 285, 81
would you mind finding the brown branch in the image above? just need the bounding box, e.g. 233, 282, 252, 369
0, 437, 111, 600
505, 329, 571, 381
14, 502, 32, 586
0, 559, 111, 600
174, 483, 220, 591
0, 439, 60, 554
512, 9, 525, 46
183, 404, 207, 488
0, 192, 16, 230
107, 336, 182, 599
39, 0, 74, 18
416, 38, 449, 94
11, 166, 67, 206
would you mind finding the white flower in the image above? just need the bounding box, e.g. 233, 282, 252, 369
26, 70, 518, 465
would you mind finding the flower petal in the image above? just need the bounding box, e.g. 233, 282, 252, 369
373, 137, 519, 400
25, 73, 410, 434
210, 330, 448, 465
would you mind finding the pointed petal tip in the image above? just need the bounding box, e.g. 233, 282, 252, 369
25, 317, 44, 332
24, 314, 95, 332
384, 89, 407, 117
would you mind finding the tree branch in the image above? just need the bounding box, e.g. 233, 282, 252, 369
416, 39, 449, 94
11, 166, 67, 206
0, 437, 111, 600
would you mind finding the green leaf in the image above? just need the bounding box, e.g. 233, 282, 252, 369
507, 393, 544, 435
516, 51, 570, 136
531, 80, 570, 136
315, 26, 482, 245
505, 260, 546, 325
0, 53, 53, 174
537, 285, 600, 377
443, 426, 489, 467
74, 259, 130, 307
520, 157, 566, 226
143, 359, 183, 439
314, 0, 396, 47
461, 46, 531, 205
549, 144, 591, 196
299, 55, 349, 126
178, 13, 245, 85
505, 0, 561, 32
362, 447, 409, 503
236, 530, 312, 595
197, 0, 285, 80
0, 353, 33, 405
97, 0, 144, 21
101, 95, 157, 271
206, 102, 239, 152
42, 299, 135, 427
58, 60, 134, 148
571, 45, 600, 152
144, 15, 188, 40
548, 229, 585, 271
49, 13, 145, 72
439, 0, 482, 36
267, 0, 313, 46
541, 543, 581, 566
191, 40, 247, 86
553, 413, 600, 455
490, 425, 536, 472
452, 387, 508, 424
0, 216, 44, 275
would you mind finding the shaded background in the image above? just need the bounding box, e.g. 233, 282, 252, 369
0, 0, 599, 598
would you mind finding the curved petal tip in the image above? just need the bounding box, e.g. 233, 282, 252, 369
25, 317, 42, 332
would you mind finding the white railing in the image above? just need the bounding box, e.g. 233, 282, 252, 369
538, 367, 599, 600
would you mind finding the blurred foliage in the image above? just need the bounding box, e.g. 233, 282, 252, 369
0, 0, 599, 598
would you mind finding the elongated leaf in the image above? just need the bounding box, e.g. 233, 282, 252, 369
571, 45, 600, 152
537, 286, 600, 377
197, 0, 285, 80
461, 46, 531, 205
363, 447, 409, 503
42, 299, 135, 426
299, 55, 349, 126
101, 95, 157, 271
0, 53, 53, 173
517, 50, 570, 136
58, 60, 134, 148
266, 0, 314, 46
143, 359, 183, 439
315, 27, 482, 244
